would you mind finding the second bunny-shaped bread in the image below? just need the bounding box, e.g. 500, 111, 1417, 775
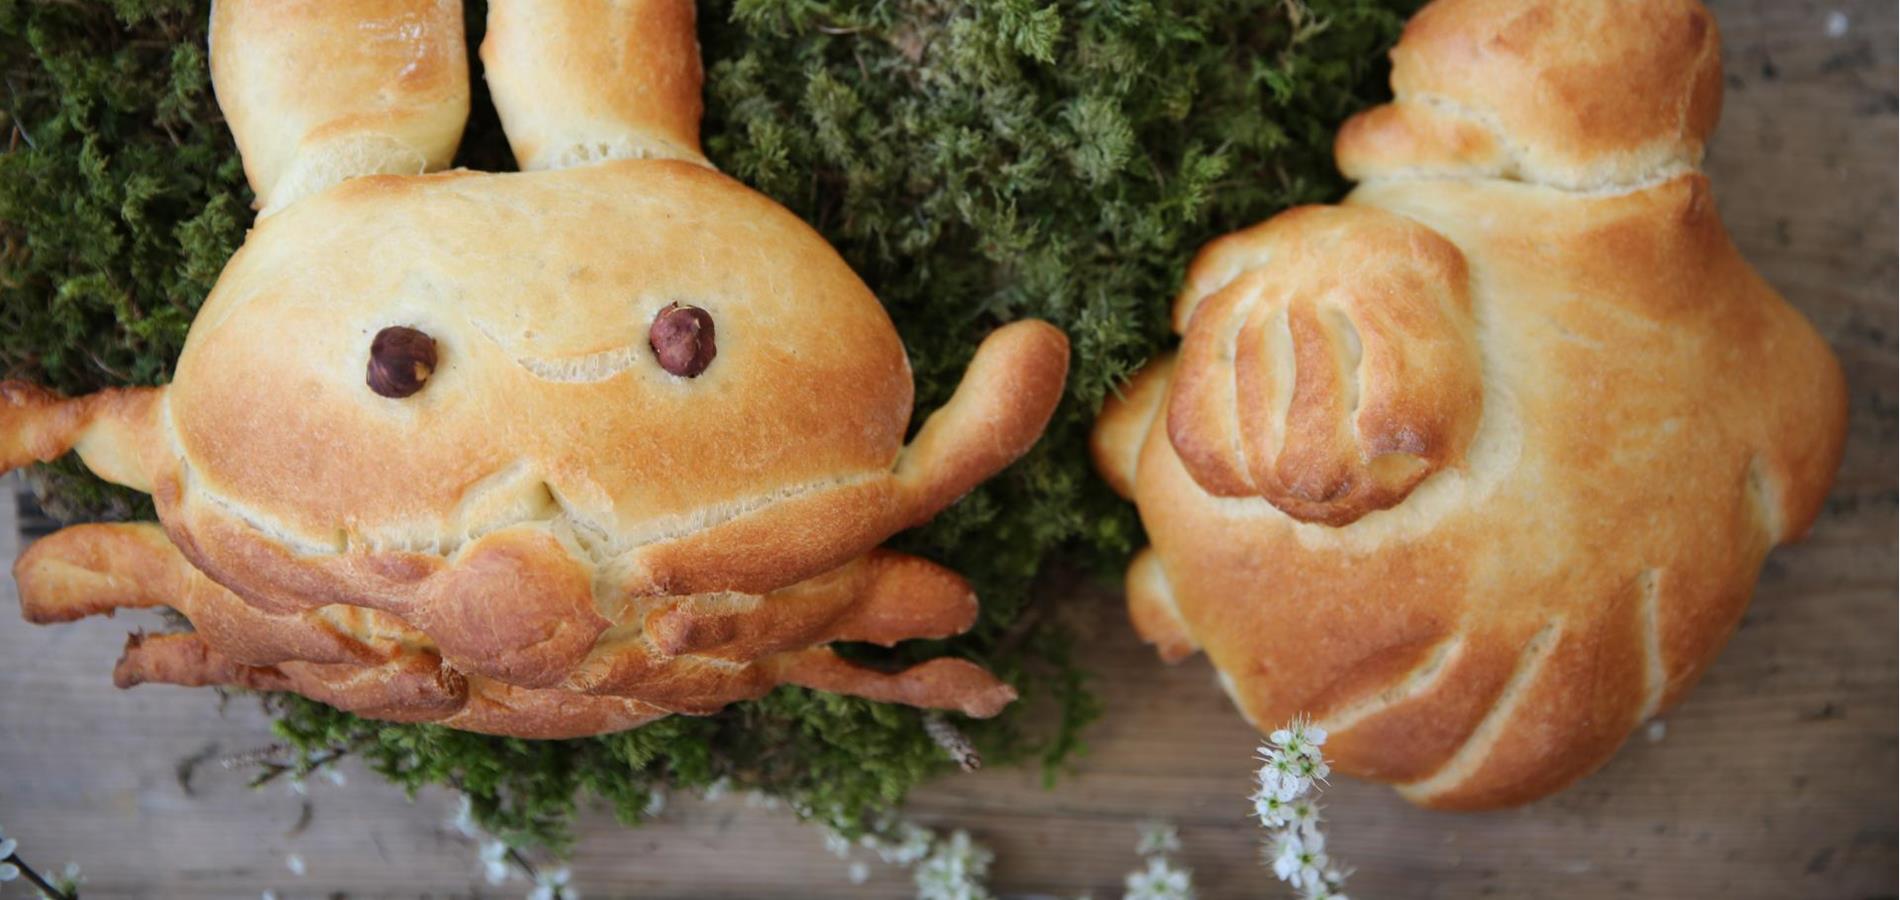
1093, 0, 1846, 808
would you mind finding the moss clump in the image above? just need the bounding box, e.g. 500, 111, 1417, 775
0, 0, 1412, 849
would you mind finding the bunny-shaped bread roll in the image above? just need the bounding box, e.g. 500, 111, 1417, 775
2, 0, 1069, 738
1092, 0, 1846, 808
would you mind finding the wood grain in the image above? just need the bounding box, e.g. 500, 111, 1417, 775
0, 1, 1893, 897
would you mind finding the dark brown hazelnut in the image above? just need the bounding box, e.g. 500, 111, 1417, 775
367, 326, 437, 398
649, 303, 716, 378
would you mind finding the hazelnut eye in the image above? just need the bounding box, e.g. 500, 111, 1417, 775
649, 303, 716, 377
367, 326, 437, 398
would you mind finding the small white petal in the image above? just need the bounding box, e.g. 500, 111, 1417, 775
0, 838, 15, 858
848, 861, 869, 884
285, 853, 306, 876
0, 862, 18, 883
823, 830, 854, 858
1135, 821, 1182, 856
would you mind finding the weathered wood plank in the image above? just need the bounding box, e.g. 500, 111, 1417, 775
0, 1, 1892, 897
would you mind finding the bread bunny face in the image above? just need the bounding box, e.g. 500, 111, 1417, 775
1093, 0, 1846, 809
169, 162, 912, 557
1, 0, 1070, 738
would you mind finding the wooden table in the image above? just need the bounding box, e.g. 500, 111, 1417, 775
1, 2, 1893, 896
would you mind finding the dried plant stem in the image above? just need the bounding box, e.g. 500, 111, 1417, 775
217, 740, 359, 789
924, 714, 982, 772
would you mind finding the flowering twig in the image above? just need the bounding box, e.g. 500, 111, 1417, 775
1123, 822, 1194, 899
0, 823, 81, 900
1251, 716, 1351, 900
448, 796, 580, 900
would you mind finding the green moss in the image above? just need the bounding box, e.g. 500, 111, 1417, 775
1, 0, 1414, 849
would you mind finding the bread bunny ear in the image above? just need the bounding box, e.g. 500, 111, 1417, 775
210, 0, 470, 216
482, 0, 710, 171
1335, 0, 1722, 190
1165, 205, 1483, 526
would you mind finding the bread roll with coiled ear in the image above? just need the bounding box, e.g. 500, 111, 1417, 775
1092, 0, 1847, 809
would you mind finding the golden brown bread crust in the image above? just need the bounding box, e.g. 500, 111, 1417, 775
1165, 205, 1482, 525
1091, 0, 1847, 808
0, 383, 160, 492
210, 0, 469, 214
19, 521, 1017, 736
1335, 0, 1723, 190
170, 162, 912, 562
3, 1, 1067, 737
482, 0, 707, 170
894, 320, 1072, 527
0, 179, 1064, 730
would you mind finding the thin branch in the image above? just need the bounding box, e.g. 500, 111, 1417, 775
5, 852, 76, 900
218, 742, 289, 770
923, 713, 982, 772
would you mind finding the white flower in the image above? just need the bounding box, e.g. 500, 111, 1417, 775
642, 790, 667, 818
449, 795, 481, 838
1252, 790, 1290, 828
848, 861, 870, 884
1286, 799, 1323, 839
823, 828, 854, 859
700, 777, 733, 802
1269, 716, 1327, 753
1269, 831, 1328, 890
480, 840, 511, 885
742, 791, 781, 810
1122, 855, 1194, 900
528, 865, 574, 900
1257, 752, 1312, 802
324, 768, 348, 787
1135, 821, 1181, 857
865, 821, 935, 866
285, 853, 306, 876
1293, 752, 1331, 786
0, 827, 19, 884
914, 830, 994, 900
